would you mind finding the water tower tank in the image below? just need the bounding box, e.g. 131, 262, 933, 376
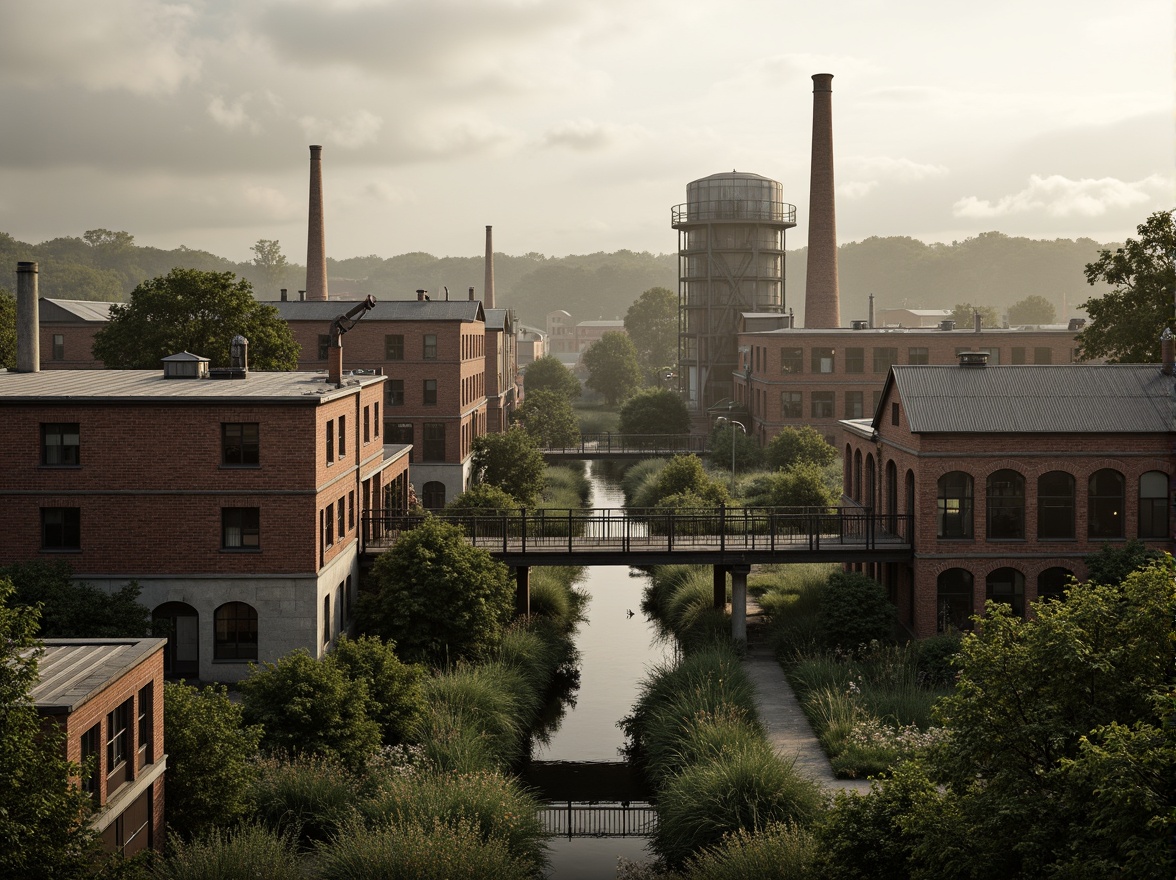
672, 172, 796, 412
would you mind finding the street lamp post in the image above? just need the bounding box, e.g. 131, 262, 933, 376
715, 413, 747, 494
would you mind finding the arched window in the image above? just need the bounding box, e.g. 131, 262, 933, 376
853, 450, 862, 503
937, 568, 973, 632
1088, 469, 1125, 539
214, 602, 258, 661
322, 594, 331, 645
864, 455, 876, 509
1139, 471, 1169, 539
986, 567, 1025, 617
885, 460, 898, 518
422, 481, 447, 510
1037, 471, 1075, 539
937, 472, 973, 538
1037, 567, 1073, 603
986, 469, 1025, 539
905, 470, 915, 517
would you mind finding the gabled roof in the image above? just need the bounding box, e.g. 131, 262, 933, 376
30, 639, 166, 714
273, 299, 484, 323
39, 299, 119, 322
484, 308, 511, 331
877, 364, 1173, 434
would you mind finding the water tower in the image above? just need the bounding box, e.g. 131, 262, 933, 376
672, 171, 796, 412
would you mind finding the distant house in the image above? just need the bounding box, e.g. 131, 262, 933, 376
516, 324, 547, 370
874, 308, 952, 328
31, 637, 167, 857
38, 299, 117, 370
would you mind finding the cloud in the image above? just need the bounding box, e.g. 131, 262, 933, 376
953, 174, 1171, 219
836, 157, 949, 201
243, 186, 299, 220
299, 109, 384, 149
0, 0, 202, 96
541, 119, 648, 152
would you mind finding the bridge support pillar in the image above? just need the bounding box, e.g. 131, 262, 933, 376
713, 566, 727, 610
515, 566, 530, 617
730, 564, 750, 645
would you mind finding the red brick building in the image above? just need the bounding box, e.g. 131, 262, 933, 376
733, 323, 1085, 445
0, 366, 409, 681
275, 297, 492, 509
840, 357, 1173, 637
38, 299, 115, 370
484, 307, 519, 433
31, 637, 167, 857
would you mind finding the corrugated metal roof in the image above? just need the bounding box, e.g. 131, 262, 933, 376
39, 299, 119, 322
30, 639, 165, 713
891, 364, 1174, 433
484, 308, 509, 330
273, 300, 483, 322
0, 369, 383, 403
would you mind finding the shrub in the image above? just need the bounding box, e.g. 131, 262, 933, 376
151, 823, 303, 880
679, 822, 819, 880
331, 635, 426, 746
251, 755, 361, 846
764, 426, 837, 472
818, 571, 895, 651
911, 632, 963, 687
619, 387, 691, 435
622, 457, 668, 505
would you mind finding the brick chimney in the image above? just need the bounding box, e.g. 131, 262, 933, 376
803, 73, 840, 329
306, 145, 328, 302
484, 225, 495, 309
16, 261, 39, 373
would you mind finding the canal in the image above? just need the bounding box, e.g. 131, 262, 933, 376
524, 460, 674, 879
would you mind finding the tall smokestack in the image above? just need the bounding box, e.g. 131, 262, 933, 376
306, 145, 328, 302
484, 225, 495, 309
804, 73, 840, 329
16, 261, 39, 373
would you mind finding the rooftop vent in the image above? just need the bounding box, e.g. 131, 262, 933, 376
1068, 317, 1086, 331
162, 351, 210, 379
958, 350, 989, 368
851, 320, 868, 330
939, 319, 956, 331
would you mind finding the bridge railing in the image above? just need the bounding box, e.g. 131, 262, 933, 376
360, 506, 912, 555
539, 432, 708, 455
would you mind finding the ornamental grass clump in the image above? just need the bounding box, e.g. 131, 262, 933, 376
677, 822, 820, 880
250, 754, 364, 847
417, 663, 532, 770
152, 823, 303, 880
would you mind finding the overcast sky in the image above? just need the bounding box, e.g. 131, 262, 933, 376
0, 0, 1171, 263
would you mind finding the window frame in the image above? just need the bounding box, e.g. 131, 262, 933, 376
52, 334, 65, 361
384, 334, 404, 360
387, 379, 405, 407
907, 347, 929, 365
213, 601, 258, 661
1088, 468, 1125, 539
779, 347, 803, 374
422, 422, 446, 462
42, 507, 81, 550
810, 391, 834, 419
872, 347, 898, 373
42, 423, 80, 466
1037, 471, 1075, 540
221, 422, 260, 467
986, 469, 1026, 540
937, 471, 974, 539
844, 391, 864, 419
423, 334, 438, 360
106, 698, 133, 792
221, 507, 260, 550
780, 391, 801, 419
844, 347, 864, 374
423, 379, 438, 406
811, 347, 835, 374
1138, 470, 1169, 539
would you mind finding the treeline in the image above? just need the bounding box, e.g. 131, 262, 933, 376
1, 227, 1115, 329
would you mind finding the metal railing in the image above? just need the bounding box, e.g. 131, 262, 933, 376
539, 801, 657, 838
671, 200, 797, 225
360, 506, 912, 556
538, 433, 708, 456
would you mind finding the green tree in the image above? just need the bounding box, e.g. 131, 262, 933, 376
251, 239, 289, 296
511, 389, 580, 448
92, 268, 300, 369
758, 462, 839, 509
521, 355, 581, 400
1077, 209, 1176, 363
0, 578, 100, 878
624, 286, 678, 378
360, 518, 515, 666
0, 560, 151, 638
582, 332, 643, 405
330, 635, 426, 746
163, 681, 262, 839
471, 427, 546, 505
239, 650, 382, 770
1006, 294, 1057, 325
1085, 537, 1164, 584
618, 387, 690, 436
640, 454, 730, 508
949, 302, 1001, 328
818, 571, 895, 650
0, 286, 15, 369
707, 423, 763, 473
764, 426, 837, 471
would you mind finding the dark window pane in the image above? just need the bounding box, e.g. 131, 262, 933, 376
384, 334, 404, 360
986, 469, 1025, 539
214, 602, 258, 660
780, 348, 803, 374
781, 391, 801, 418
42, 507, 81, 549
1088, 468, 1125, 539
937, 472, 973, 538
1138, 470, 1168, 539
844, 347, 864, 373
222, 508, 260, 549
42, 423, 80, 466
222, 423, 259, 466
1037, 471, 1075, 539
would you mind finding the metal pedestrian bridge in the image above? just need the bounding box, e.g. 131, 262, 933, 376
538, 432, 705, 460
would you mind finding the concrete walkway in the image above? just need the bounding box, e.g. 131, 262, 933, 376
743, 600, 872, 795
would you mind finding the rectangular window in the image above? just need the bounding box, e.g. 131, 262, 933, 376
423, 379, 438, 406
424, 334, 438, 359
1011, 346, 1027, 364
348, 490, 355, 530
374, 403, 380, 437
137, 684, 152, 769
384, 334, 404, 360
42, 423, 80, 466
387, 379, 404, 406
323, 594, 331, 645
325, 502, 334, 547
779, 347, 803, 374
222, 508, 260, 550
80, 723, 101, 797
42, 507, 80, 550
844, 391, 864, 419
908, 347, 929, 365
781, 391, 802, 418
872, 347, 898, 373
338, 415, 346, 458
221, 423, 259, 466
337, 497, 346, 538
844, 347, 864, 373
363, 407, 370, 444
387, 422, 413, 447
811, 347, 835, 374
52, 334, 64, 361
423, 422, 446, 461
811, 391, 834, 419
891, 402, 900, 426
345, 574, 353, 622
106, 698, 132, 792
318, 334, 330, 360
326, 420, 335, 463
1034, 347, 1052, 365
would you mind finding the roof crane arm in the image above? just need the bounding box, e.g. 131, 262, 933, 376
330, 295, 377, 346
